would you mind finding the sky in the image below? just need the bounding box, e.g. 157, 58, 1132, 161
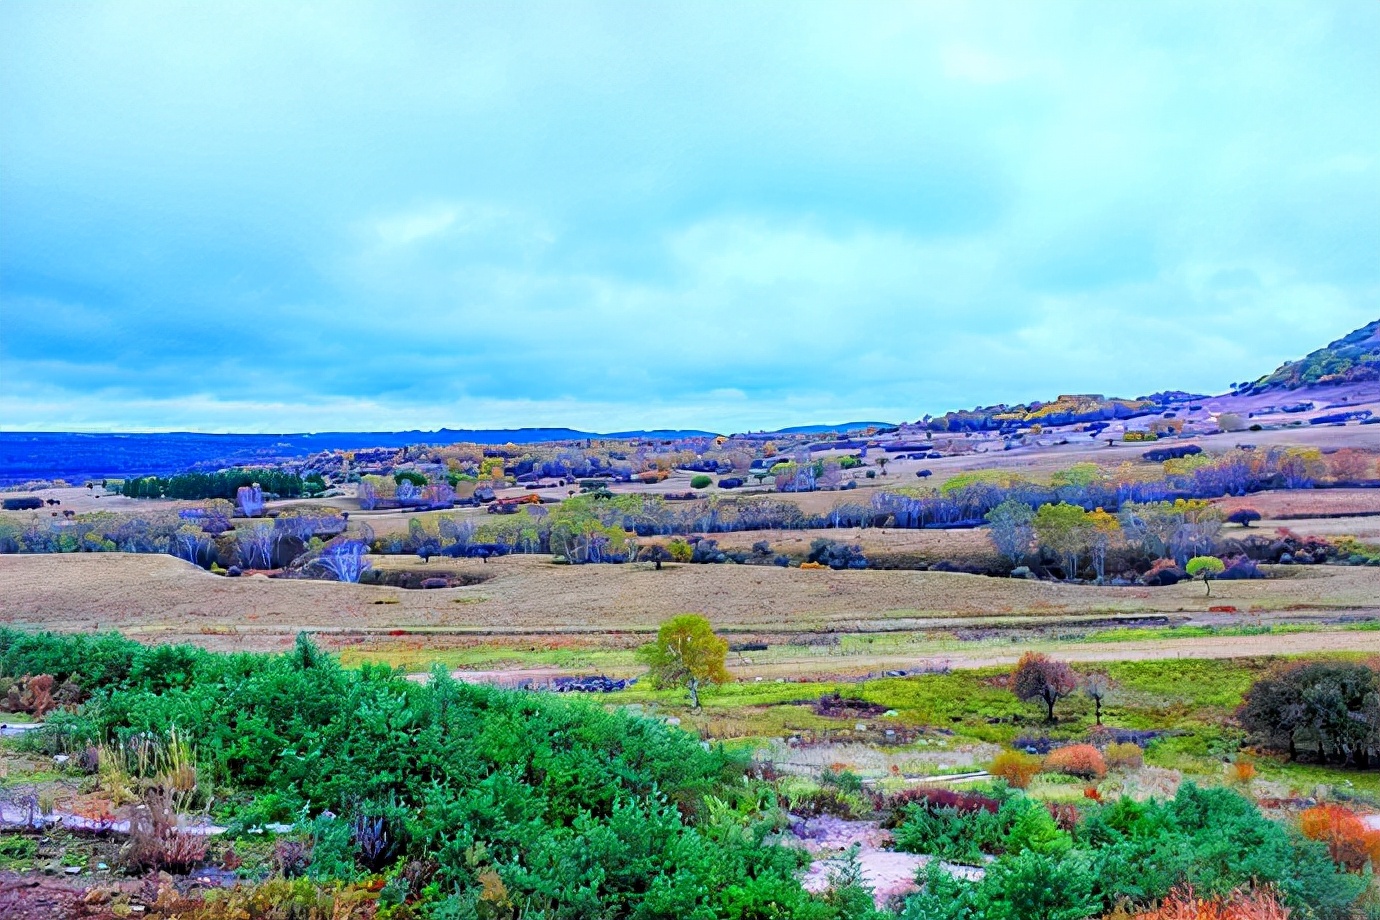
1, 1, 1378, 434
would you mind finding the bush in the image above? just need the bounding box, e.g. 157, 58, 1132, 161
877, 787, 998, 827
1122, 885, 1291, 920
1227, 509, 1262, 527
1104, 742, 1144, 770
806, 538, 867, 570
1217, 556, 1264, 580
1300, 804, 1380, 872
893, 803, 1006, 866
0, 629, 820, 917
1043, 744, 1107, 780
690, 475, 713, 489
1139, 558, 1186, 586
990, 751, 1042, 789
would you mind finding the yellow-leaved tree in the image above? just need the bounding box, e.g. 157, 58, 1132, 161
637, 614, 731, 709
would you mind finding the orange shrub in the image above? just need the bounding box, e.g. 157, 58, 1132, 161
1043, 744, 1107, 780
1124, 885, 1290, 919
1105, 742, 1144, 770
1228, 757, 1256, 785
1299, 804, 1380, 872
990, 751, 1041, 789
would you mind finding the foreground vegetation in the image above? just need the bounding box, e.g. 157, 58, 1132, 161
2, 630, 1379, 918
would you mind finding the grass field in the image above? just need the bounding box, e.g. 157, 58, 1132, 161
4, 553, 1379, 676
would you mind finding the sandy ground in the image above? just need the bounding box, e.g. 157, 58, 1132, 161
2, 552, 1378, 654
793, 816, 982, 906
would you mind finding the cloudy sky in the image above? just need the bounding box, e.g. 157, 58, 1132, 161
2, 1, 1377, 433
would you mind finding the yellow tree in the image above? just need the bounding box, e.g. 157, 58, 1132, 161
1087, 508, 1122, 583
637, 614, 731, 708
1033, 502, 1092, 580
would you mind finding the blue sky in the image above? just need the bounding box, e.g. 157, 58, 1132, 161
2, 1, 1377, 433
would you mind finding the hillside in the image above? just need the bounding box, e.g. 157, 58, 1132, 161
1244, 319, 1380, 391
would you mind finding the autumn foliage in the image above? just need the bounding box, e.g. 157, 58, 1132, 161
1012, 652, 1078, 722
1117, 885, 1290, 920
1105, 742, 1144, 769
990, 750, 1041, 788
1044, 744, 1108, 780
1299, 804, 1380, 872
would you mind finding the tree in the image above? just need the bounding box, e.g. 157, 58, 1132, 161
1033, 503, 1091, 579
1185, 555, 1225, 596
637, 615, 730, 708
1012, 652, 1077, 723
236, 484, 265, 518
985, 499, 1035, 567
1084, 673, 1110, 726
640, 544, 673, 570
307, 539, 371, 583
1086, 508, 1121, 583
1227, 508, 1261, 527
875, 457, 889, 476
1328, 449, 1373, 483
1238, 662, 1380, 766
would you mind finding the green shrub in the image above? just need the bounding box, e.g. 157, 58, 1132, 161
0, 629, 843, 918
690, 475, 713, 489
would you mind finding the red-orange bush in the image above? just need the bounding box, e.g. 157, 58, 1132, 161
1044, 744, 1107, 780
1121, 885, 1290, 919
1299, 804, 1380, 872
990, 751, 1041, 789
1228, 757, 1256, 785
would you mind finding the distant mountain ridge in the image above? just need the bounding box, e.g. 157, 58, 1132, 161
4, 320, 1378, 484
0, 428, 706, 485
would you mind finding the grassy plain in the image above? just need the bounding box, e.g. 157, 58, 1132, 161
3, 552, 1380, 682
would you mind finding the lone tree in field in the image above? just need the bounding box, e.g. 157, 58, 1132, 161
1227, 509, 1262, 527
640, 544, 674, 570
1186, 555, 1226, 596
638, 614, 730, 709
1012, 652, 1078, 723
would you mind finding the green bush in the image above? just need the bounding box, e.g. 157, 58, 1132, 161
0, 629, 864, 918
690, 474, 714, 489
896, 783, 1364, 920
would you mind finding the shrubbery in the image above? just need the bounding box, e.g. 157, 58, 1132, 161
1042, 744, 1106, 780
989, 751, 1040, 789
0, 629, 859, 918
895, 784, 1364, 919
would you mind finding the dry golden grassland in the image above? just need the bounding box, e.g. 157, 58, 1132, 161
3, 552, 1379, 663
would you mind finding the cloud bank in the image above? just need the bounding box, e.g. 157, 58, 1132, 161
2, 1, 1377, 432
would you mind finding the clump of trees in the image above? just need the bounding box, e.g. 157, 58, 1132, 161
806, 538, 867, 570
121, 469, 322, 501
1238, 661, 1380, 767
